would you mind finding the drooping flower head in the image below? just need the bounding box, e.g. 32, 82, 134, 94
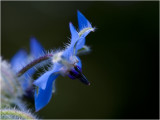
33, 11, 95, 111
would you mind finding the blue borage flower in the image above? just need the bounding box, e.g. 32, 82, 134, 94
33, 10, 95, 111
11, 11, 94, 111
11, 37, 45, 98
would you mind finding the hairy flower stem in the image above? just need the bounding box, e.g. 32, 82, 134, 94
17, 54, 53, 77
1, 109, 36, 119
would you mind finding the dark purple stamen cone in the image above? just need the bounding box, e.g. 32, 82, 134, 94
68, 66, 90, 85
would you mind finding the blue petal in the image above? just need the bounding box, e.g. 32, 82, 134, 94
11, 49, 35, 90
33, 63, 62, 90
75, 37, 86, 53
63, 23, 79, 58
30, 37, 45, 58
26, 67, 35, 76
62, 46, 73, 61
77, 56, 82, 68
77, 10, 92, 31
11, 49, 28, 72
34, 71, 53, 90
75, 28, 94, 52
23, 65, 36, 91
21, 73, 32, 91
70, 22, 79, 45
34, 73, 59, 111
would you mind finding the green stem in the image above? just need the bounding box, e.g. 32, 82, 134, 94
1, 109, 36, 119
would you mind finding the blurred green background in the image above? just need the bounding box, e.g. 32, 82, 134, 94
1, 1, 159, 119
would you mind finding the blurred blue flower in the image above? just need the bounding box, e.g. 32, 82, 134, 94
11, 37, 45, 98
33, 11, 95, 111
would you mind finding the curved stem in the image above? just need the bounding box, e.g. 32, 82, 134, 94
17, 54, 53, 77
1, 109, 36, 119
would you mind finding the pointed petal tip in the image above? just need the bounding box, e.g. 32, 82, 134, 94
35, 107, 40, 112
11, 49, 28, 68
77, 10, 92, 31
69, 22, 76, 30
77, 10, 83, 16
30, 36, 37, 42
69, 22, 74, 29
30, 36, 45, 57
18, 49, 27, 54
77, 10, 81, 14
35, 103, 43, 112
30, 37, 39, 45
